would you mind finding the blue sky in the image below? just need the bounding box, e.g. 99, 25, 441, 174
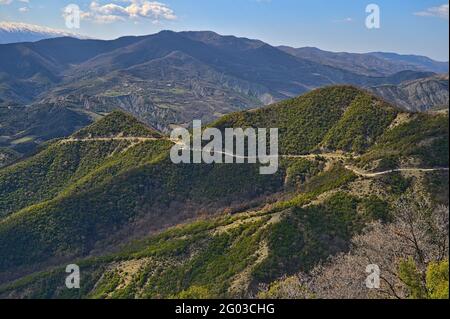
1, 0, 449, 61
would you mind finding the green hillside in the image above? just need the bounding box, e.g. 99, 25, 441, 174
0, 111, 163, 218
0, 174, 383, 299
0, 86, 448, 298
72, 110, 162, 139
321, 93, 398, 153
213, 86, 399, 155
0, 111, 284, 277
357, 113, 449, 170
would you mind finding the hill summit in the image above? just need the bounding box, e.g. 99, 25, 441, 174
72, 110, 162, 139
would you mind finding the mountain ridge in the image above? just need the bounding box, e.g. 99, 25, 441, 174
279, 46, 449, 76
0, 30, 446, 167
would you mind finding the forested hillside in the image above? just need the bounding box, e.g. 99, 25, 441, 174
0, 86, 448, 299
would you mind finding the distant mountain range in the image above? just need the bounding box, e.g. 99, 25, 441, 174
0, 22, 84, 44
0, 30, 448, 164
0, 30, 434, 111
278, 46, 449, 76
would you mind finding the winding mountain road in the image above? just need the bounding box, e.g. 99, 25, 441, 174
344, 166, 449, 177
59, 137, 161, 144
59, 136, 449, 177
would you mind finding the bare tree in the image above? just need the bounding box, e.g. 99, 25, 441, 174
263, 191, 449, 299
310, 192, 449, 299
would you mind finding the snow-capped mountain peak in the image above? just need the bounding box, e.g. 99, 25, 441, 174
0, 21, 85, 44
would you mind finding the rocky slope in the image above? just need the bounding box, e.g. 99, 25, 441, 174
369, 74, 449, 112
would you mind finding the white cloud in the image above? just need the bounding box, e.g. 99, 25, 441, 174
80, 0, 177, 24
333, 17, 353, 23
18, 6, 29, 12
414, 4, 449, 19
